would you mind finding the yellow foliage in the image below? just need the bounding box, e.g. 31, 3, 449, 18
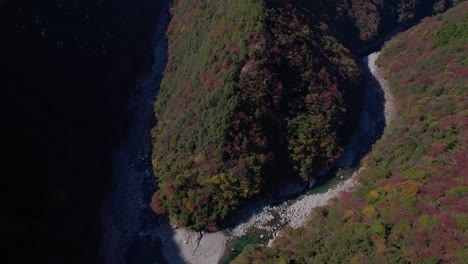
344, 210, 355, 220
400, 179, 422, 195
350, 255, 366, 264
210, 173, 224, 185
240, 179, 250, 198
194, 153, 205, 164
363, 205, 378, 219
384, 183, 397, 192
185, 201, 197, 213
210, 173, 238, 191
369, 189, 379, 198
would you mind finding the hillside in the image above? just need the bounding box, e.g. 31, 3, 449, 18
150, 0, 461, 230
234, 2, 467, 263
150, 0, 362, 230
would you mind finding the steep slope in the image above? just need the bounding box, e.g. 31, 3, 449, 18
151, 0, 461, 231
151, 0, 361, 230
234, 2, 467, 263
301, 0, 464, 50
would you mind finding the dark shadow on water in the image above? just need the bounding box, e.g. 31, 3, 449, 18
125, 236, 166, 264
99, 0, 184, 263
1, 0, 177, 263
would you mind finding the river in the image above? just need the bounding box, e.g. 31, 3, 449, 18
218, 50, 391, 263
148, 49, 391, 264
99, 0, 174, 263
99, 1, 393, 261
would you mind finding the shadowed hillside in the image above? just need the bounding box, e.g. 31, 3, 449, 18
1, 0, 165, 262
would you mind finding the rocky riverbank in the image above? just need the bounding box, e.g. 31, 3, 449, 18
368, 52, 396, 125
154, 50, 395, 264
157, 169, 362, 264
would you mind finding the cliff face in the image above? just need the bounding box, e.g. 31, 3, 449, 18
234, 2, 467, 263
151, 0, 460, 230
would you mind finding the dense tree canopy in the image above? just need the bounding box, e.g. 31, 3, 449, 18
234, 2, 467, 263
151, 0, 462, 230
151, 0, 362, 230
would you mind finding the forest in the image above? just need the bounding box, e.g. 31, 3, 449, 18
233, 2, 467, 263
151, 0, 362, 230
4, 0, 464, 263
151, 0, 461, 230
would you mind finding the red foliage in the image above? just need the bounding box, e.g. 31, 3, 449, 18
426, 144, 447, 157
275, 82, 284, 94
415, 202, 438, 215
424, 226, 461, 262
439, 196, 458, 208
439, 212, 457, 230
455, 115, 468, 130
392, 208, 413, 223
206, 220, 218, 232
438, 115, 454, 130
386, 173, 405, 185
199, 194, 210, 205
408, 113, 421, 123
150, 190, 166, 215
419, 181, 445, 200
339, 191, 366, 211
413, 231, 429, 246
452, 197, 468, 213
453, 151, 468, 167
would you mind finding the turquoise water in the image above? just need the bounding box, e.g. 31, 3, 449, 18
220, 230, 266, 264
219, 165, 360, 263
307, 166, 360, 194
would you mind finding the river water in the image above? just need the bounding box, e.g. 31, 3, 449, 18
99, 0, 172, 263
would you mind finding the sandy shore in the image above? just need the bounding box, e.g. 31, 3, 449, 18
368, 52, 396, 125
155, 172, 360, 264
154, 223, 226, 264
173, 230, 226, 264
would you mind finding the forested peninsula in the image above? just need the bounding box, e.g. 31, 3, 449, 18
150, 0, 463, 231
235, 2, 468, 263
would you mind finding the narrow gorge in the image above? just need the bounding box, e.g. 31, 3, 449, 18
101, 4, 398, 264
3, 0, 464, 263
99, 1, 464, 263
